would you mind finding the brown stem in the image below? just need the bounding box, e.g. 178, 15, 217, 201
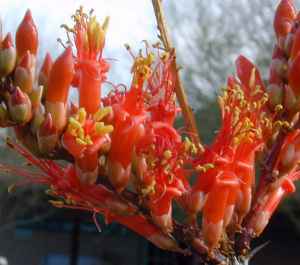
151, 0, 202, 151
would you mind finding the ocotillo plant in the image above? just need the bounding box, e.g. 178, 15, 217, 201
0, 0, 299, 264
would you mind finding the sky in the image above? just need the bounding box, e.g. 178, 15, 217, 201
0, 0, 159, 85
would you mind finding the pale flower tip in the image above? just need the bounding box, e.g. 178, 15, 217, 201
102, 16, 110, 33
8, 87, 32, 124
24, 9, 33, 22
2, 32, 13, 48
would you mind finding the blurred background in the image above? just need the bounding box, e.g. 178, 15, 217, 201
0, 0, 300, 264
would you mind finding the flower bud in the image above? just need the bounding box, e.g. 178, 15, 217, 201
267, 83, 283, 107
14, 51, 34, 94
250, 177, 296, 236
284, 32, 294, 56
290, 28, 300, 60
37, 113, 58, 153
8, 86, 32, 123
75, 152, 99, 185
30, 85, 43, 110
273, 0, 296, 49
46, 47, 74, 104
288, 53, 300, 98
45, 101, 67, 131
31, 104, 45, 134
270, 58, 287, 79
16, 9, 38, 58
107, 159, 131, 193
38, 52, 53, 97
284, 84, 297, 111
0, 33, 16, 78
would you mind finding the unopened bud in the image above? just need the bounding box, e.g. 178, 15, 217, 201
270, 58, 287, 79
8, 86, 32, 123
14, 51, 34, 94
107, 159, 131, 193
284, 85, 297, 111
30, 85, 43, 109
273, 0, 296, 49
37, 113, 58, 153
16, 9, 38, 58
281, 144, 295, 167
284, 32, 294, 57
45, 101, 67, 131
46, 47, 74, 104
267, 83, 283, 107
31, 104, 45, 134
0, 33, 16, 78
38, 52, 53, 97
290, 28, 300, 60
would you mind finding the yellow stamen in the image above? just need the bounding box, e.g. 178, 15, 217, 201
78, 108, 87, 124
76, 138, 87, 145
95, 123, 114, 135
93, 106, 112, 122
69, 117, 82, 130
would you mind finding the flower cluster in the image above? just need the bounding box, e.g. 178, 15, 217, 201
0, 1, 299, 261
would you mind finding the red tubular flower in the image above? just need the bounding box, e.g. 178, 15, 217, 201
249, 172, 299, 236
107, 52, 157, 192
46, 47, 74, 131
62, 7, 110, 114
15, 9, 38, 58
79, 60, 108, 114
108, 111, 146, 192
234, 143, 257, 223
135, 121, 187, 232
202, 172, 239, 249
149, 185, 183, 233
1, 139, 135, 217
190, 55, 271, 248
273, 0, 296, 49
62, 107, 113, 184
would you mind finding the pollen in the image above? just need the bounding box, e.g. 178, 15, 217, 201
131, 52, 155, 81
67, 107, 113, 147
275, 104, 283, 112
93, 106, 112, 122
196, 163, 215, 172
184, 137, 198, 154
163, 149, 172, 159
95, 123, 114, 134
